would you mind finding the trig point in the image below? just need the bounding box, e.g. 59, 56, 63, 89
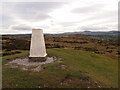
29, 29, 47, 62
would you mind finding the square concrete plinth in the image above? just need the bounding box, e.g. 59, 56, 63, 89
29, 57, 47, 62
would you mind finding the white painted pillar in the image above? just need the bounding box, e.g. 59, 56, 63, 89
29, 29, 47, 62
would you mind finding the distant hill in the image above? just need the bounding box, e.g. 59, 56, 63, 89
62, 31, 120, 37
2, 31, 119, 39
2, 34, 31, 39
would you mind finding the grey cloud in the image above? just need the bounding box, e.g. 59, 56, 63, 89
4, 2, 64, 21
11, 24, 32, 30
78, 9, 117, 25
12, 2, 63, 21
2, 14, 16, 28
72, 4, 105, 14
71, 3, 117, 26
17, 12, 52, 22
59, 21, 77, 27
88, 10, 117, 20
2, 2, 65, 27
13, 2, 64, 13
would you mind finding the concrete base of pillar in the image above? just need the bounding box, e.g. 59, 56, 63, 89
29, 57, 47, 62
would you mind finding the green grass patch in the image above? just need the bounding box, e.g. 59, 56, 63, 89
47, 49, 118, 87
2, 48, 118, 88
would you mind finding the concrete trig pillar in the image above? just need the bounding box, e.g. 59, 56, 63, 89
29, 29, 47, 62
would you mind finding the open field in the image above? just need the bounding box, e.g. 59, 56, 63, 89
2, 48, 118, 88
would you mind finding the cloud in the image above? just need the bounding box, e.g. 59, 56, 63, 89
81, 10, 117, 22
2, 14, 16, 28
71, 4, 105, 14
2, 2, 65, 27
59, 21, 77, 27
71, 3, 117, 25
10, 24, 32, 30
5, 2, 64, 21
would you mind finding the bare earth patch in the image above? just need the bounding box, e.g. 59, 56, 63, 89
60, 73, 102, 88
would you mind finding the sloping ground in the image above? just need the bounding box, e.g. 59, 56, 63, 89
2, 49, 118, 88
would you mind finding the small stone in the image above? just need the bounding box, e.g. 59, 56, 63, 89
60, 82, 63, 85
60, 64, 68, 70
98, 85, 101, 88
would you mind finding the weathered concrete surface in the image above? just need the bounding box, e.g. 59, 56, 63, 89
29, 29, 47, 62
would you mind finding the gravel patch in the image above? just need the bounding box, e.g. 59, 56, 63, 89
7, 57, 54, 66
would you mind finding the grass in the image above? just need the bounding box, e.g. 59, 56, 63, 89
47, 49, 118, 87
2, 48, 118, 88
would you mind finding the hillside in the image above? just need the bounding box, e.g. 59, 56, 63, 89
2, 48, 118, 88
63, 31, 120, 36
2, 34, 119, 60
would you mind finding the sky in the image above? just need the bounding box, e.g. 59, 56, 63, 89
1, 0, 118, 34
